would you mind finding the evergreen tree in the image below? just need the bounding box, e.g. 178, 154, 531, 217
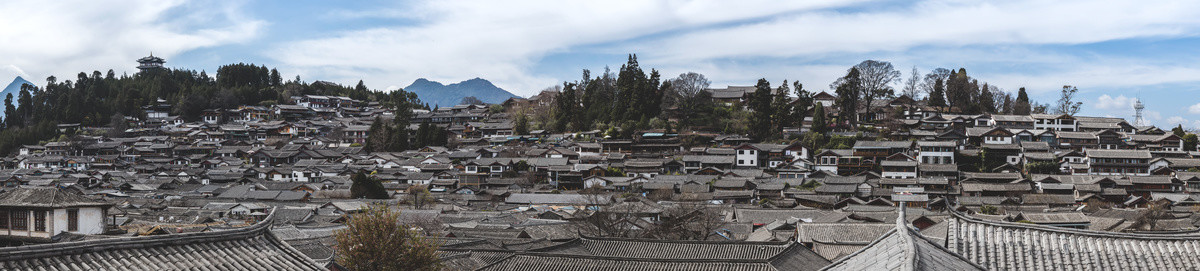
791, 81, 812, 129
1173, 125, 1186, 138
1184, 134, 1198, 152
928, 78, 947, 109
770, 80, 792, 134
835, 68, 862, 126
514, 112, 529, 135
748, 79, 774, 141
1013, 87, 1031, 115
270, 68, 282, 86
553, 82, 579, 132
811, 103, 827, 134
945, 69, 971, 112
365, 117, 388, 152
355, 80, 368, 92
350, 171, 390, 199
17, 86, 32, 124
3, 93, 17, 128
979, 83, 994, 114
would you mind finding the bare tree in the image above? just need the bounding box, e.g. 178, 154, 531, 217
670, 72, 711, 101
1135, 199, 1169, 231
1054, 85, 1083, 116
669, 72, 712, 128
831, 60, 901, 114
990, 86, 1014, 114
920, 68, 953, 95
575, 195, 653, 238
901, 66, 921, 100
459, 96, 483, 105
648, 202, 729, 241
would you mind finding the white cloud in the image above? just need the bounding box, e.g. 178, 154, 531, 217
2, 65, 29, 80
1189, 103, 1200, 114
1096, 95, 1136, 111
642, 0, 1200, 62
0, 0, 263, 82
273, 0, 866, 96
1165, 116, 1200, 129
273, 0, 1200, 97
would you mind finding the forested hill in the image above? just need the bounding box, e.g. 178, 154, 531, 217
403, 78, 519, 107
0, 63, 420, 154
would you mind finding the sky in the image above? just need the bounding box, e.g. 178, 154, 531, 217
2, 0, 1200, 128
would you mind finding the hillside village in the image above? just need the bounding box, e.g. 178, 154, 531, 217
0, 68, 1199, 270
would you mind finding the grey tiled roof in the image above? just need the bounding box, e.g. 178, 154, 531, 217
945, 210, 1200, 270
0, 208, 323, 270
821, 208, 984, 271
1086, 149, 1152, 159
471, 236, 831, 271
477, 253, 782, 271
0, 186, 112, 208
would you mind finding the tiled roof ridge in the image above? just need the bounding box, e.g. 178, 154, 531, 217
482, 251, 783, 264
577, 234, 794, 246
820, 205, 985, 271
896, 206, 919, 271
899, 207, 985, 270
949, 208, 1200, 239
0, 207, 296, 262
818, 227, 901, 270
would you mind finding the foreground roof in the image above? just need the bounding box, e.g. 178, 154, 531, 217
821, 207, 983, 271
0, 208, 323, 271
473, 236, 830, 271
0, 186, 112, 208
945, 209, 1200, 270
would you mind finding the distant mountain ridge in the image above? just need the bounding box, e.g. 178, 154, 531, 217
0, 76, 34, 119
403, 78, 519, 107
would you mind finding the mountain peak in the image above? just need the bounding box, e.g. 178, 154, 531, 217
403, 77, 519, 107
1, 76, 36, 118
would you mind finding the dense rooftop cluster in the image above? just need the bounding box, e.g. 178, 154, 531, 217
0, 84, 1198, 270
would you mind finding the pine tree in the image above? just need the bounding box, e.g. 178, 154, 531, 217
355, 80, 368, 92
3, 93, 17, 128
979, 83, 994, 114
835, 68, 862, 126
928, 78, 947, 109
270, 68, 282, 86
811, 103, 827, 134
1013, 87, 1031, 115
748, 79, 774, 141
350, 171, 390, 199
792, 81, 812, 129
553, 82, 578, 132
770, 80, 792, 133
514, 112, 529, 135
1184, 134, 1198, 152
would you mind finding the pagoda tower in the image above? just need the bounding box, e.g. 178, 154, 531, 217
137, 53, 165, 71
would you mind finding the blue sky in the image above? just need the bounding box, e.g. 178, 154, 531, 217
2, 0, 1200, 128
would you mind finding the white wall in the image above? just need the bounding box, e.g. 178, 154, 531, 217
736, 149, 758, 167
48, 207, 105, 236
882, 172, 916, 179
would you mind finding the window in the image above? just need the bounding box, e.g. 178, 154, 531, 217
11, 210, 27, 230
0, 210, 6, 229
34, 211, 46, 232
68, 209, 79, 232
